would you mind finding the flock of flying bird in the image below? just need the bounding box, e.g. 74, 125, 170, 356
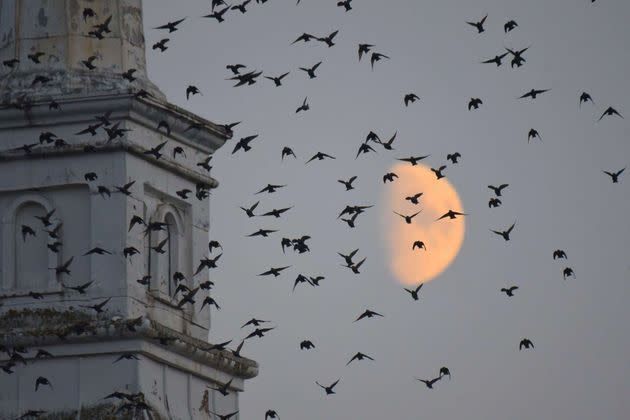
0, 0, 625, 418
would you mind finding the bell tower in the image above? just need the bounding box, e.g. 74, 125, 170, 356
0, 1, 257, 419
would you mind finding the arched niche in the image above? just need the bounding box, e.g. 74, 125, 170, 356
148, 203, 186, 300
1, 194, 60, 293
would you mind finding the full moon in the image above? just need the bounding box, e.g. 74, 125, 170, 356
382, 163, 465, 286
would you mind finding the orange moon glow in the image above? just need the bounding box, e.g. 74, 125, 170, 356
382, 163, 465, 286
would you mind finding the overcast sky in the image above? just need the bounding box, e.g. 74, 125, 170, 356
144, 1, 630, 418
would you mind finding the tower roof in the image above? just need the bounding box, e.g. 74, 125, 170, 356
0, 0, 164, 104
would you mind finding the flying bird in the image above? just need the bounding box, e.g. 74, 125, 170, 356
258, 266, 291, 277
154, 18, 186, 32
404, 93, 420, 107
553, 249, 567, 260
405, 193, 423, 205
488, 184, 509, 196
346, 352, 374, 365
370, 52, 390, 70
504, 20, 518, 32
354, 309, 383, 322
491, 222, 516, 241
468, 97, 483, 110
281, 146, 297, 160
579, 92, 594, 107
603, 168, 625, 183
488, 198, 502, 208
466, 14, 488, 33
306, 152, 335, 164
436, 210, 467, 221
241, 201, 260, 217
358, 44, 374, 61
337, 0, 353, 11
338, 176, 358, 191
383, 172, 398, 183
598, 106, 623, 121
431, 165, 447, 179
447, 152, 461, 164
256, 184, 286, 194
416, 376, 442, 389
317, 30, 339, 47
412, 241, 427, 251
316, 379, 340, 395
519, 338, 534, 350
380, 132, 397, 150
296, 97, 310, 113
500, 286, 519, 297
404, 284, 424, 300
481, 52, 509, 67
397, 155, 430, 165
519, 88, 550, 100
394, 210, 422, 224
299, 61, 323, 79
265, 72, 290, 87
232, 135, 259, 154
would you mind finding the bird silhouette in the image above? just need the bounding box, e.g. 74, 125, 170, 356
316, 379, 340, 395
152, 39, 170, 52
338, 176, 358, 191
397, 155, 430, 166
203, 5, 231, 22
306, 152, 335, 164
553, 250, 567, 260
603, 168, 625, 183
431, 165, 447, 179
436, 210, 467, 221
232, 135, 259, 154
346, 352, 374, 365
356, 142, 377, 159
404, 94, 420, 107
500, 286, 519, 297
488, 184, 509, 196
154, 18, 186, 32
394, 210, 422, 224
258, 266, 291, 277
260, 207, 293, 218
579, 92, 594, 107
504, 20, 518, 32
468, 97, 483, 110
380, 132, 397, 150
447, 152, 461, 164
404, 283, 423, 300
337, 0, 352, 11
80, 297, 111, 313
383, 172, 398, 183
232, 0, 252, 13
265, 72, 290, 87
405, 192, 423, 205
466, 14, 488, 33
528, 129, 542, 143
265, 409, 280, 419
519, 88, 550, 100
281, 146, 297, 160
296, 97, 310, 113
35, 376, 53, 391
412, 241, 427, 251
505, 46, 529, 67
598, 106, 623, 121
247, 229, 278, 238
256, 184, 286, 194
519, 338, 534, 350
370, 52, 389, 70
491, 222, 516, 241
354, 309, 383, 322
292, 33, 316, 44
358, 44, 374, 61
209, 379, 233, 396
299, 61, 323, 79
241, 201, 260, 217
488, 198, 502, 208
317, 30, 339, 47
482, 53, 509, 66
300, 340, 315, 350
241, 318, 271, 328
563, 267, 575, 279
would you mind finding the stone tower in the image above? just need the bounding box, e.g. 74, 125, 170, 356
0, 1, 257, 419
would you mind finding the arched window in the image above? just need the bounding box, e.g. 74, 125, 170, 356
1, 195, 59, 293
149, 205, 185, 299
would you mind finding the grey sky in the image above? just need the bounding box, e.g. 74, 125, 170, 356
144, 0, 630, 419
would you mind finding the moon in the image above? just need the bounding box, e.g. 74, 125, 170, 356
382, 163, 465, 286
